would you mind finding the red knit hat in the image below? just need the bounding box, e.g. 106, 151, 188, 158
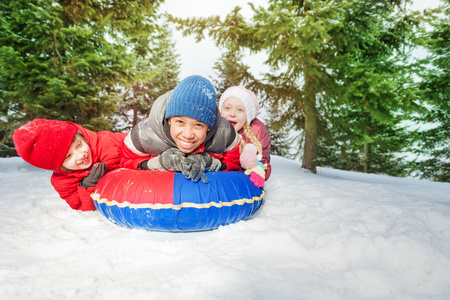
13, 119, 78, 171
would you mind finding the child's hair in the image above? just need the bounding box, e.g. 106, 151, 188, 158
242, 123, 263, 156
60, 165, 72, 173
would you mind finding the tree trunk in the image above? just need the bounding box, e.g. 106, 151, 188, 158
363, 141, 369, 173
301, 91, 318, 174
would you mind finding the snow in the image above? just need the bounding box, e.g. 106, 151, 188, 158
1, 155, 449, 299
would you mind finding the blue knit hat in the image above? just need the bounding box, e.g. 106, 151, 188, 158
165, 75, 217, 128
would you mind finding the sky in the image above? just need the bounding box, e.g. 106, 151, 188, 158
162, 0, 443, 80
1, 155, 449, 299
162, 0, 268, 80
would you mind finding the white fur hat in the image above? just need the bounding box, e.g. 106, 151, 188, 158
219, 86, 260, 123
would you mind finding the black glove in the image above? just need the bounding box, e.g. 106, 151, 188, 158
182, 153, 210, 183
181, 152, 223, 183
207, 156, 223, 172
80, 163, 107, 188
159, 148, 185, 172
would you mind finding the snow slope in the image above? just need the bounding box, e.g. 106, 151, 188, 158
1, 155, 449, 299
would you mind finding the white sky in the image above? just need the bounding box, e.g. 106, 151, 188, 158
163, 0, 443, 80
162, 0, 270, 80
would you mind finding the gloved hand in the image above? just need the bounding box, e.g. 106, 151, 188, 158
207, 156, 222, 172
244, 161, 265, 188
159, 148, 185, 172
146, 157, 165, 171
80, 163, 107, 188
240, 143, 258, 169
182, 152, 221, 184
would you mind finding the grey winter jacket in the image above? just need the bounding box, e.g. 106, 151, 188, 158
124, 90, 240, 156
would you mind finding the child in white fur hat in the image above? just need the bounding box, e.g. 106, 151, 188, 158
219, 86, 272, 187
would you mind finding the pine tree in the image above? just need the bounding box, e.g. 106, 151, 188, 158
211, 50, 255, 97
114, 26, 181, 132
413, 0, 450, 182
324, 0, 423, 175
170, 0, 423, 174
0, 0, 164, 155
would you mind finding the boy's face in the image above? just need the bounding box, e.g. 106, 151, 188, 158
62, 134, 93, 171
168, 116, 209, 153
220, 97, 247, 132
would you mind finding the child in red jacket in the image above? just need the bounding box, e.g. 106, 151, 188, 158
13, 119, 127, 211
219, 86, 272, 187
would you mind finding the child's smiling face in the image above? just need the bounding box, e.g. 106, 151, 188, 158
168, 116, 209, 153
62, 134, 93, 171
220, 97, 247, 132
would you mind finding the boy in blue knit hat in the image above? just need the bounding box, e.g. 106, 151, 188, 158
121, 75, 241, 183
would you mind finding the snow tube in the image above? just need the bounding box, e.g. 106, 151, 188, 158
91, 168, 265, 232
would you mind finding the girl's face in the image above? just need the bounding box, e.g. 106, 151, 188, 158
62, 134, 93, 171
168, 116, 209, 153
221, 97, 247, 132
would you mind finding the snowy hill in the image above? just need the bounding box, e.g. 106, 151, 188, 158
1, 155, 449, 299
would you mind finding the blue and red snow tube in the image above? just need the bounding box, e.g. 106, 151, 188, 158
91, 168, 265, 232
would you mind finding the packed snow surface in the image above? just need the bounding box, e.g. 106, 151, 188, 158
1, 156, 449, 299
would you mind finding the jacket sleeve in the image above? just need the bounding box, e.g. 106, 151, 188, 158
98, 131, 132, 170
51, 173, 96, 211
210, 142, 242, 171
120, 139, 150, 169
123, 91, 174, 156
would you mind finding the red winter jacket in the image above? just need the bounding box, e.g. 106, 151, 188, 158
50, 124, 127, 211
240, 118, 272, 180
